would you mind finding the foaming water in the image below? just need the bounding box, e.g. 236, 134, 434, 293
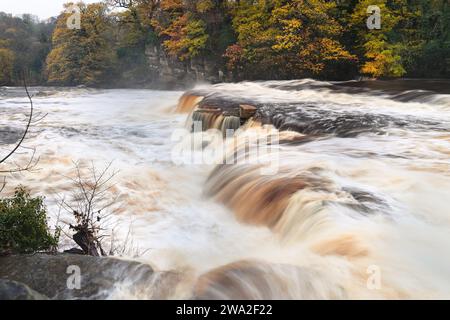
1, 80, 450, 299
0, 87, 276, 299
182, 79, 450, 299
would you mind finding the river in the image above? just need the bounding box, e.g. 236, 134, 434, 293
1, 79, 449, 299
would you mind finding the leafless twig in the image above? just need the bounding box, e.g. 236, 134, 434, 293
59, 161, 120, 256
0, 79, 34, 165
0, 78, 41, 190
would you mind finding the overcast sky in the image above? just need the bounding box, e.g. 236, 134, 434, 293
1, 0, 99, 20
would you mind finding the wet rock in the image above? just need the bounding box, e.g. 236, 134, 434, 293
194, 260, 346, 300
145, 45, 221, 89
240, 104, 257, 119
64, 248, 86, 255
0, 279, 49, 300
0, 126, 23, 144
0, 254, 181, 300
342, 188, 389, 215
181, 87, 449, 137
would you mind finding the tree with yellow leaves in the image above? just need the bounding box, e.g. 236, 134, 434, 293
226, 0, 355, 80
349, 0, 412, 78
46, 2, 116, 86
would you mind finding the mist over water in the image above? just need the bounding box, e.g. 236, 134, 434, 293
1, 79, 450, 299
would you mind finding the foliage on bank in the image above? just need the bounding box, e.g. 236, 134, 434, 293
0, 0, 448, 86
0, 187, 59, 255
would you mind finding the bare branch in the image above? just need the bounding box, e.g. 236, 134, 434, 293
58, 162, 121, 257
0, 79, 34, 165
0, 177, 6, 193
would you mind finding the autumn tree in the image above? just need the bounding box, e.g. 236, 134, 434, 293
349, 0, 411, 78
152, 0, 216, 61
2, 0, 449, 84
46, 2, 116, 86
225, 0, 355, 80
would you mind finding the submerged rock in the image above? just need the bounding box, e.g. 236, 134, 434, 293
0, 254, 181, 300
0, 279, 49, 300
0, 126, 23, 144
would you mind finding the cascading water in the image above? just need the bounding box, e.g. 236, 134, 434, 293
1, 79, 450, 299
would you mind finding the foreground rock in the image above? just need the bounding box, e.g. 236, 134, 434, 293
0, 280, 48, 300
0, 254, 180, 300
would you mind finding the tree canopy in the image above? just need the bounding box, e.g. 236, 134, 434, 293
0, 12, 54, 85
0, 0, 448, 86
46, 2, 116, 86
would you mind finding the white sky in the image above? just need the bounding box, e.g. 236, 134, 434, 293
0, 0, 99, 20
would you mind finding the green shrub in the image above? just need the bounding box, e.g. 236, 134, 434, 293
0, 187, 59, 255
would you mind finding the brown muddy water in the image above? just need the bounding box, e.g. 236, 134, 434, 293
1, 79, 450, 299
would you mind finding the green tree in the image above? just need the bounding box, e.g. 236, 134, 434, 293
107, 0, 160, 85
0, 48, 14, 85
0, 187, 59, 255
349, 0, 412, 78
405, 0, 450, 78
0, 12, 54, 85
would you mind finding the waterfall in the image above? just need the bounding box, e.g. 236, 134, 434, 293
2, 80, 450, 299
176, 80, 450, 299
176, 94, 204, 113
